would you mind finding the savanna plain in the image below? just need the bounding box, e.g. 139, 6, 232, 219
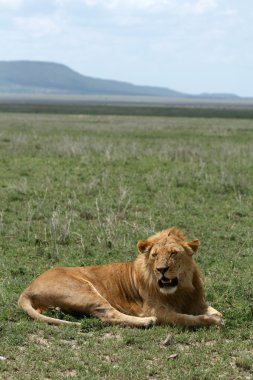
0, 106, 253, 379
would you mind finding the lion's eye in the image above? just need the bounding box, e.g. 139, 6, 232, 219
151, 252, 158, 258
170, 252, 177, 258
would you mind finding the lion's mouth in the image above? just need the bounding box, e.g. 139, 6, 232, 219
158, 277, 178, 289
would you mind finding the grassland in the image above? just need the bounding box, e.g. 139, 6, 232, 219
0, 108, 253, 379
1, 101, 253, 119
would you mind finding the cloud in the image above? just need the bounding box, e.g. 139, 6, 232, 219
181, 0, 218, 15
194, 0, 218, 14
0, 0, 221, 24
52, 0, 177, 14
79, 0, 219, 14
14, 15, 61, 38
0, 0, 23, 10
82, 0, 174, 10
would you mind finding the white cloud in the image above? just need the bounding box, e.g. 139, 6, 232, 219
14, 16, 61, 38
221, 8, 237, 17
82, 0, 174, 10
194, 0, 218, 14
182, 0, 218, 15
80, 0, 219, 14
0, 0, 23, 10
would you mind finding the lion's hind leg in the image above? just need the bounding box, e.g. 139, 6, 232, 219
19, 271, 156, 328
82, 281, 156, 328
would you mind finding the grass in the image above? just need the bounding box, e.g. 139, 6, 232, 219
1, 102, 253, 119
0, 109, 253, 379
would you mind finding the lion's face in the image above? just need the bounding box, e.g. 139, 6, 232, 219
137, 229, 199, 294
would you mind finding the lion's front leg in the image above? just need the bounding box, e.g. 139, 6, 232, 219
155, 310, 223, 327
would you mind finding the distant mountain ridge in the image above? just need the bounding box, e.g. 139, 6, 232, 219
0, 60, 240, 99
0, 60, 185, 97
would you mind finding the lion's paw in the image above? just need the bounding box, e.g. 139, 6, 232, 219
143, 316, 157, 328
207, 314, 225, 326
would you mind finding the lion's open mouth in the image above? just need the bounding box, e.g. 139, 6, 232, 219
158, 277, 178, 289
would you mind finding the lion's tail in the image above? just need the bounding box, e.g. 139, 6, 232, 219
18, 293, 80, 326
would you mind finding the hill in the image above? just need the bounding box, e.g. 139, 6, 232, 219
0, 60, 185, 97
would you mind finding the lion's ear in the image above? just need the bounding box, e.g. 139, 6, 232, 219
187, 240, 200, 254
137, 240, 153, 254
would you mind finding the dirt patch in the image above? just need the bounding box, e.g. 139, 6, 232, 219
28, 333, 51, 348
100, 332, 122, 340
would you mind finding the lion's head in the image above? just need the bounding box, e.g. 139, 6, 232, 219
137, 227, 200, 294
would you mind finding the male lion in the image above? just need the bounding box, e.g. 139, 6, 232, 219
18, 227, 223, 327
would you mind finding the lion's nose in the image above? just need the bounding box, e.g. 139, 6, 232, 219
156, 267, 169, 275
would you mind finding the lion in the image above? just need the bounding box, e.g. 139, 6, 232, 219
18, 227, 223, 327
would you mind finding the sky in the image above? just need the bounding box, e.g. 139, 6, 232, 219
0, 0, 253, 97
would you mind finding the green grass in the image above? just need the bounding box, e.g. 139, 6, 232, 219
1, 102, 253, 119
0, 110, 253, 379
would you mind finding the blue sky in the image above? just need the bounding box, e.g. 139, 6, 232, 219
0, 0, 252, 96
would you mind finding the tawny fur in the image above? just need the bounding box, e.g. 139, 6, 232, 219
18, 227, 223, 327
